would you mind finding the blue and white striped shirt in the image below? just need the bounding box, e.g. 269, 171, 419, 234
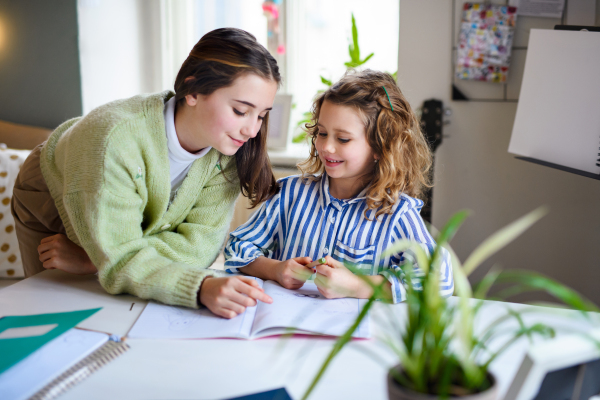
224, 174, 454, 303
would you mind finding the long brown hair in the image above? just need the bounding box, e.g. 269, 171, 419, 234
298, 69, 432, 217
174, 28, 280, 207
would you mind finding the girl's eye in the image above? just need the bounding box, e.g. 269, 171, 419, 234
338, 138, 350, 144
318, 132, 327, 137
233, 108, 246, 116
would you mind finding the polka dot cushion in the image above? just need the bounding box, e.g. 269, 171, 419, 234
0, 145, 31, 278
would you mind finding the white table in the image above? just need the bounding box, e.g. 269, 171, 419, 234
1, 270, 597, 400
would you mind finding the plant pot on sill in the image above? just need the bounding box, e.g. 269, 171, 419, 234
387, 366, 498, 400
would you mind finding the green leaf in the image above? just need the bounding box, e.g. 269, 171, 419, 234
430, 210, 469, 269
381, 239, 430, 274
359, 52, 374, 66
351, 13, 360, 61
292, 132, 307, 143
320, 76, 332, 86
462, 207, 548, 276
438, 210, 470, 245
473, 266, 502, 299
302, 296, 376, 400
494, 270, 600, 313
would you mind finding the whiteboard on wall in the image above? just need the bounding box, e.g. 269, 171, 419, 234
508, 29, 600, 177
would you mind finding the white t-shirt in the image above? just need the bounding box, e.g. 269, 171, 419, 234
164, 96, 212, 202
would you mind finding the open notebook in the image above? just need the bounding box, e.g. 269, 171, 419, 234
0, 328, 129, 400
128, 280, 370, 339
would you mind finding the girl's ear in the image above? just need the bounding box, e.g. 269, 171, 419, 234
183, 76, 198, 106
185, 93, 199, 106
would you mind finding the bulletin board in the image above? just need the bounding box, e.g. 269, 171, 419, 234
450, 0, 569, 102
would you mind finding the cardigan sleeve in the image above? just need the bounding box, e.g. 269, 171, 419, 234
63, 157, 240, 309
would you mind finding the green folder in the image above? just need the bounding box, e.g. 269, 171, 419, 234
0, 308, 101, 374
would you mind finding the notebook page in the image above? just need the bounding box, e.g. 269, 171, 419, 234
127, 277, 264, 339
0, 329, 108, 400
251, 281, 370, 339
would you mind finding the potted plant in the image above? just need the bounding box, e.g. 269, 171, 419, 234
301, 207, 600, 399
292, 13, 392, 144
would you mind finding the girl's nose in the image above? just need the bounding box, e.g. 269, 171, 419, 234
322, 138, 336, 153
241, 118, 262, 139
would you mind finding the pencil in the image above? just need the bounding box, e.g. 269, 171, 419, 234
305, 257, 327, 270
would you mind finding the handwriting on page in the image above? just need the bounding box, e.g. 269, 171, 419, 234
251, 281, 367, 338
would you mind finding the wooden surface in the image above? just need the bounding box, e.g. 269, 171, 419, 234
0, 120, 51, 150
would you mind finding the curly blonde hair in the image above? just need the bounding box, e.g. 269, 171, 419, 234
298, 69, 432, 218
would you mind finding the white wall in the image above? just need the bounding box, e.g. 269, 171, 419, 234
78, 0, 162, 114
399, 0, 600, 304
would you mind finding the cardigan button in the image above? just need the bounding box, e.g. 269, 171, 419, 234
160, 224, 171, 230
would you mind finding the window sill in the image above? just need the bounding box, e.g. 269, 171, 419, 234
267, 143, 311, 168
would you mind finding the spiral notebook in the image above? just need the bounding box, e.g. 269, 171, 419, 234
0, 328, 129, 400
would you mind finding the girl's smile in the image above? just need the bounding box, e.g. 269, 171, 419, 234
324, 157, 344, 167
230, 137, 246, 147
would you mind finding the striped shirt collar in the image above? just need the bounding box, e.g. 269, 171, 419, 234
318, 173, 370, 211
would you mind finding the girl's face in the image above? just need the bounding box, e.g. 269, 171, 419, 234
178, 73, 278, 155
315, 100, 377, 191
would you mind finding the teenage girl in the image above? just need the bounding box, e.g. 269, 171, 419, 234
224, 69, 453, 304
12, 28, 280, 318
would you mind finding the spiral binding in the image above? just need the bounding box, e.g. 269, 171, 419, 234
29, 339, 130, 400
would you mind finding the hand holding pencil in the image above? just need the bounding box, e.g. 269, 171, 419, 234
305, 257, 328, 272
313, 256, 365, 299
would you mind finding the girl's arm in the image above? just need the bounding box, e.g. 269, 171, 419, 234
58, 149, 247, 309
224, 180, 314, 289
224, 192, 282, 273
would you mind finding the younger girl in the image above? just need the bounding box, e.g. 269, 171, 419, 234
224, 69, 453, 303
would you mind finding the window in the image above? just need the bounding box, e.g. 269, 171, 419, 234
195, 0, 268, 47
167, 0, 399, 156
286, 0, 399, 146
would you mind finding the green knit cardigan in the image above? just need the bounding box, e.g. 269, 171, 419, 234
40, 91, 240, 308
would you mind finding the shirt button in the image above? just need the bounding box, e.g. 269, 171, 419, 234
329, 216, 335, 223
323, 247, 329, 255
161, 224, 171, 230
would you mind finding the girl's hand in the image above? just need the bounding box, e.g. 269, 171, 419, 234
199, 276, 273, 319
274, 257, 314, 290
314, 256, 367, 299
38, 234, 98, 275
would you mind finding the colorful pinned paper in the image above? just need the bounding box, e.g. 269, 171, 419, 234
456, 3, 517, 83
